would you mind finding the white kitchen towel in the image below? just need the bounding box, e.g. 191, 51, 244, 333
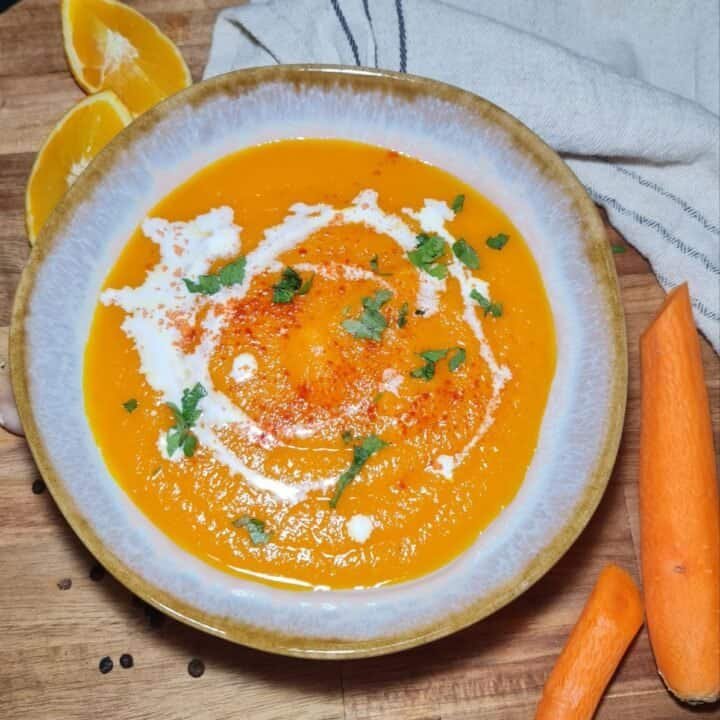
205, 0, 720, 350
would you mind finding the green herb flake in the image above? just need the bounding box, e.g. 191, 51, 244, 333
397, 302, 409, 328
183, 257, 246, 295
612, 244, 626, 254
419, 349, 449, 363
407, 233, 448, 279
373, 392, 384, 404
341, 430, 354, 444
470, 288, 503, 317
165, 382, 206, 458
451, 194, 465, 213
233, 515, 272, 545
452, 238, 479, 269
410, 346, 466, 380
410, 361, 436, 381
369, 254, 393, 276
486, 233, 509, 251
272, 266, 314, 303
329, 435, 388, 508
122, 398, 138, 413
341, 290, 393, 341
448, 347, 467, 372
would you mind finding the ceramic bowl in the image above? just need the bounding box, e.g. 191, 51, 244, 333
11, 66, 626, 658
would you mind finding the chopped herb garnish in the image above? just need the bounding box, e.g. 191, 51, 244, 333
233, 515, 272, 545
452, 238, 479, 269
448, 347, 467, 372
341, 289, 393, 341
419, 349, 449, 363
410, 346, 466, 380
183, 257, 246, 295
369, 254, 393, 276
122, 398, 138, 413
272, 266, 313, 303
410, 360, 436, 381
407, 233, 448, 279
373, 391, 384, 404
398, 302, 409, 328
451, 194, 465, 213
166, 382, 206, 458
612, 244, 626, 254
470, 288, 503, 317
486, 233, 509, 250
341, 430, 354, 444
329, 435, 388, 508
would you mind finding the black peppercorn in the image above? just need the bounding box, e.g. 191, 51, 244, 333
31, 479, 45, 494
187, 658, 205, 678
98, 656, 113, 674
119, 653, 134, 669
89, 563, 105, 581
57, 578, 72, 590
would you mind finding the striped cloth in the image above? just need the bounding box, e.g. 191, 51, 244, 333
205, 0, 720, 351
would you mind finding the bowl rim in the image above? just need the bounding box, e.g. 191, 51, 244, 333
10, 64, 627, 659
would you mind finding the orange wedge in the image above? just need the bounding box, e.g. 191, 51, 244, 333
25, 90, 132, 244
61, 0, 192, 116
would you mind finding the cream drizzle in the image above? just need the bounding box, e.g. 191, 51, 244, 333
101, 190, 511, 504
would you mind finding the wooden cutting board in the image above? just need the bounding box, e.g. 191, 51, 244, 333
1, 2, 718, 718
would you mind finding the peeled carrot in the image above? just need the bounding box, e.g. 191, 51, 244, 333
535, 564, 643, 719
639, 283, 720, 703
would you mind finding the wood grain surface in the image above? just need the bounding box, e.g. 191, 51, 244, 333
1, 2, 718, 718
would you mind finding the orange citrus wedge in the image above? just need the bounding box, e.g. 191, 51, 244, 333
61, 0, 192, 116
25, 90, 132, 244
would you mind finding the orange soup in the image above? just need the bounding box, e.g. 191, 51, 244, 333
84, 139, 556, 590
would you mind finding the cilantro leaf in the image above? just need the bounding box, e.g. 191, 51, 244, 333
233, 515, 272, 545
273, 266, 301, 303
410, 361, 436, 380
452, 238, 480, 269
298, 272, 315, 294
411, 346, 466, 379
611, 244, 626, 254
342, 290, 393, 341
470, 288, 503, 317
122, 398, 138, 413
407, 234, 448, 279
451, 194, 465, 213
448, 347, 466, 372
419, 349, 448, 363
397, 302, 409, 328
183, 257, 246, 295
165, 383, 206, 458
183, 275, 221, 295
369, 254, 393, 276
486, 233, 509, 250
329, 435, 388, 508
217, 257, 247, 286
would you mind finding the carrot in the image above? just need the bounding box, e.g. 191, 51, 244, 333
639, 282, 720, 703
535, 564, 643, 720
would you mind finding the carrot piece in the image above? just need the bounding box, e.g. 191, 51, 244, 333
535, 565, 643, 720
639, 283, 720, 703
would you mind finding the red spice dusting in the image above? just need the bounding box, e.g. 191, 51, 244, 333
173, 244, 184, 257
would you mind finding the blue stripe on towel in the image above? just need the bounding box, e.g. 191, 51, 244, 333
331, 0, 361, 66
362, 0, 379, 67
615, 166, 720, 237
586, 186, 720, 277
395, 0, 407, 72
